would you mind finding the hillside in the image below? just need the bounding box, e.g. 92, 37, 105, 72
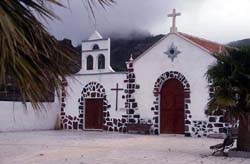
64, 36, 250, 73
110, 35, 164, 71
228, 39, 250, 47
63, 34, 164, 72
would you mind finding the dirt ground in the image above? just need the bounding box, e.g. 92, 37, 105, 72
0, 130, 249, 164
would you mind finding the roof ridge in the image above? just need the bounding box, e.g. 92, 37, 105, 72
178, 32, 227, 54
178, 32, 224, 46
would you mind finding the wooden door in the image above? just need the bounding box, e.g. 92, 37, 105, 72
160, 79, 184, 134
85, 99, 103, 129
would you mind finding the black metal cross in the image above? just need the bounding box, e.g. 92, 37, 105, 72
111, 83, 124, 111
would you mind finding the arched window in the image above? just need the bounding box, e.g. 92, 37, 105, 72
98, 54, 105, 69
86, 55, 93, 70
92, 44, 99, 50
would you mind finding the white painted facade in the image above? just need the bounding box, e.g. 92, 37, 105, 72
133, 33, 216, 121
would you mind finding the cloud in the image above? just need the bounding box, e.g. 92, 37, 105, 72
46, 0, 250, 45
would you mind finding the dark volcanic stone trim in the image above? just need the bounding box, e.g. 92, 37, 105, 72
124, 58, 140, 125
191, 116, 232, 137
60, 79, 80, 130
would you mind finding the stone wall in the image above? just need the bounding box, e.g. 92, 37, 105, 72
190, 115, 231, 137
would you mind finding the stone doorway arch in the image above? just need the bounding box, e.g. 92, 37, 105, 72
78, 82, 109, 130
151, 71, 192, 136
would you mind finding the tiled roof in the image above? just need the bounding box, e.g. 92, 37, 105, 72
178, 32, 225, 54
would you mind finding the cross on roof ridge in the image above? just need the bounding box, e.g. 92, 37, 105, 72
168, 9, 181, 33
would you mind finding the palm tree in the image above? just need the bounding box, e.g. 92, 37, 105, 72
207, 47, 250, 152
0, 0, 114, 109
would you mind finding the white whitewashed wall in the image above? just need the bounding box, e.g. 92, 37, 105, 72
0, 100, 60, 132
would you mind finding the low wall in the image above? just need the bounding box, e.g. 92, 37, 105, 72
0, 101, 60, 132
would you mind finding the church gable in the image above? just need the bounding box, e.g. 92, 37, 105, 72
132, 8, 225, 65
132, 8, 225, 64
133, 32, 216, 69
133, 31, 226, 66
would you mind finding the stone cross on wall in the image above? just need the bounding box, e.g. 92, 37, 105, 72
168, 8, 181, 33
111, 83, 124, 111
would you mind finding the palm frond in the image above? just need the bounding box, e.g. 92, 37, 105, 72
206, 47, 250, 120
0, 0, 113, 109
82, 0, 115, 18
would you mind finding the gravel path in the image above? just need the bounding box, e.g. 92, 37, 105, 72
0, 131, 249, 164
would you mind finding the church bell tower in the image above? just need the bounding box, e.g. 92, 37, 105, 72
78, 31, 114, 74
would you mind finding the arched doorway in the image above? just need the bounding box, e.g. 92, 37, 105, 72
160, 79, 184, 134
79, 82, 108, 130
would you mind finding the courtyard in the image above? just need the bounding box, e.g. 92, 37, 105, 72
0, 131, 249, 164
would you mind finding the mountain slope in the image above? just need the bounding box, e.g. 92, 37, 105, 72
110, 35, 164, 71
65, 36, 250, 73
229, 39, 250, 47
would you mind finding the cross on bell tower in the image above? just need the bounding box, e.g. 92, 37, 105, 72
168, 9, 181, 33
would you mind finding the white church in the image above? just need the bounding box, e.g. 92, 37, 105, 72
0, 9, 231, 137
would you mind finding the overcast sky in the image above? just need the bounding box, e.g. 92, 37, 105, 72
47, 0, 250, 45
